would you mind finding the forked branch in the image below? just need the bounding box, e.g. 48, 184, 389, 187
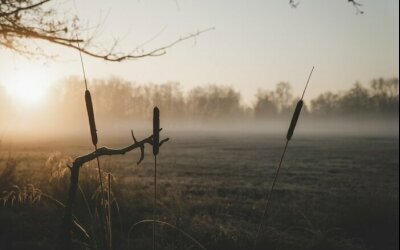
73, 128, 169, 167
60, 129, 169, 249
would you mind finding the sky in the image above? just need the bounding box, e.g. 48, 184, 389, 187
0, 0, 398, 105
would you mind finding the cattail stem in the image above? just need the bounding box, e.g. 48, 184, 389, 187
301, 66, 314, 100
78, 35, 109, 249
107, 172, 112, 249
76, 35, 88, 91
253, 67, 314, 250
253, 140, 289, 250
94, 145, 104, 195
153, 156, 157, 250
152, 107, 160, 250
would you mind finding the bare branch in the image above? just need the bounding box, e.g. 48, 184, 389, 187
131, 129, 145, 164
130, 130, 138, 143
0, 0, 50, 18
159, 138, 169, 147
348, 0, 364, 14
73, 129, 169, 167
71, 27, 215, 62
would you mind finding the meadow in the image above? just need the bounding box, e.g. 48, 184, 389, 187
0, 133, 398, 250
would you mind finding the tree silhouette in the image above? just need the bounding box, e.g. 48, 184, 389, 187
310, 79, 399, 118
275, 82, 293, 115
187, 85, 243, 120
310, 92, 340, 116
369, 78, 399, 116
254, 89, 278, 119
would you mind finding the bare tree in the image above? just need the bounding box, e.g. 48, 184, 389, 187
254, 89, 278, 119
187, 85, 243, 120
0, 0, 213, 61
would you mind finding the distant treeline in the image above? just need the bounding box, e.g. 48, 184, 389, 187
1, 76, 398, 123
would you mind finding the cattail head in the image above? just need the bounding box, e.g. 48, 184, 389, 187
286, 100, 303, 141
85, 90, 98, 146
153, 107, 160, 156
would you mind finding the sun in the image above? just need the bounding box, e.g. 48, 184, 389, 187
3, 68, 50, 107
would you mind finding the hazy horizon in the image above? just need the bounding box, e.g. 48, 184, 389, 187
0, 75, 398, 144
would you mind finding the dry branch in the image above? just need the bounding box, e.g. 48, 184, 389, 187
74, 129, 169, 166
60, 129, 169, 249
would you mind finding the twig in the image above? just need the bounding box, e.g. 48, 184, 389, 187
72, 27, 215, 62
0, 0, 51, 18
348, 0, 364, 14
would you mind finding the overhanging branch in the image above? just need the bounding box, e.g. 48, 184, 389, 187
70, 27, 215, 62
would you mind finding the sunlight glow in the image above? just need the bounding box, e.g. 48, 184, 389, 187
3, 68, 50, 107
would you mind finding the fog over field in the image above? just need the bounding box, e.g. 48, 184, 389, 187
1, 77, 398, 144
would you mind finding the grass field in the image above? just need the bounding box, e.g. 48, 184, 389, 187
0, 134, 398, 250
